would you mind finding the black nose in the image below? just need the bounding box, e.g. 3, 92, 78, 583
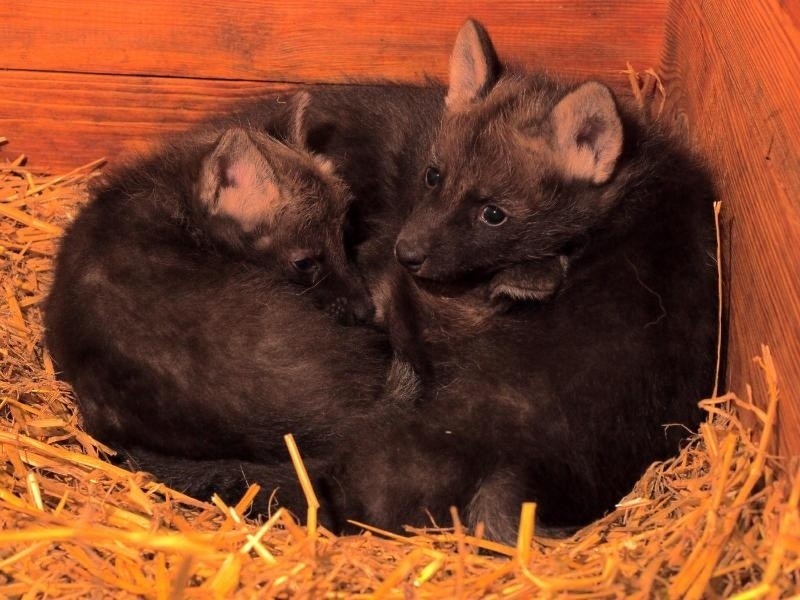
350, 295, 375, 324
395, 239, 427, 272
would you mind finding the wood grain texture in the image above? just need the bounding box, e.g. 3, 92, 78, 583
661, 0, 800, 454
0, 71, 294, 171
0, 66, 642, 173
0, 1, 667, 83
1, 1, 669, 170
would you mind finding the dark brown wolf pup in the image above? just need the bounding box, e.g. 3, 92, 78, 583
331, 20, 718, 543
44, 100, 411, 513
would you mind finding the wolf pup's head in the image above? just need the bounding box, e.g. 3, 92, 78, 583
395, 20, 625, 284
196, 95, 373, 324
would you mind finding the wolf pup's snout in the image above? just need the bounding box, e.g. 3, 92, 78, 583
395, 238, 427, 273
349, 293, 376, 324
331, 294, 374, 326
316, 270, 376, 325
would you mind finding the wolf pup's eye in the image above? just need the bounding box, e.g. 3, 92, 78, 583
292, 257, 318, 273
425, 166, 441, 188
481, 205, 507, 226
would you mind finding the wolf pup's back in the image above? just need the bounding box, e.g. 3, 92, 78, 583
337, 19, 718, 543
44, 106, 393, 513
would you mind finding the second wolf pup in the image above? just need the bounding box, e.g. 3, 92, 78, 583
44, 100, 407, 513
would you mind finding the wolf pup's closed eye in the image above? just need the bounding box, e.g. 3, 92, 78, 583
194, 101, 373, 325
43, 94, 406, 520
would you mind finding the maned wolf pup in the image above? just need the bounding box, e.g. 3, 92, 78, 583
44, 104, 399, 512
332, 20, 718, 542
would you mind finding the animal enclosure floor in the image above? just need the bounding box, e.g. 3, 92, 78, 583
0, 141, 798, 598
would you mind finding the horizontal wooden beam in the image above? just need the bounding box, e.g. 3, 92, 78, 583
0, 62, 644, 173
0, 71, 295, 171
0, 1, 667, 83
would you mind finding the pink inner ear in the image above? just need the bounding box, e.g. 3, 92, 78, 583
226, 161, 258, 189
446, 21, 492, 110
214, 156, 279, 231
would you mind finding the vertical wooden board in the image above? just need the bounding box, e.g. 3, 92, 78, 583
660, 0, 800, 454
0, 71, 293, 172
0, 1, 668, 83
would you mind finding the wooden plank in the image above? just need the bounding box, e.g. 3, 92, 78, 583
0, 1, 668, 83
0, 71, 293, 171
660, 0, 800, 454
0, 62, 645, 173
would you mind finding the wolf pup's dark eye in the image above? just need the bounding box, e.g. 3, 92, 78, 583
481, 205, 507, 226
292, 257, 318, 273
425, 166, 441, 188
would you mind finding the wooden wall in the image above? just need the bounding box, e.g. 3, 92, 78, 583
1, 1, 798, 453
660, 0, 800, 454
0, 1, 668, 170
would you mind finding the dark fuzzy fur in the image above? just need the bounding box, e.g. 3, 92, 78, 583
322, 22, 718, 542
224, 84, 444, 285
44, 122, 402, 512
45, 20, 718, 541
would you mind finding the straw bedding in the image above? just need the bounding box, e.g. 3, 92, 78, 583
1, 137, 798, 598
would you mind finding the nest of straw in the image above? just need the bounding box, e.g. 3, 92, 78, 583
1, 138, 798, 598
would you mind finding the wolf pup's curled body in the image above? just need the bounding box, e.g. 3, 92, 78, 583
46, 19, 717, 540
44, 103, 402, 513
322, 21, 719, 542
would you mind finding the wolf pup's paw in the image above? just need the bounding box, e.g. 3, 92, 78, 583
489, 255, 569, 308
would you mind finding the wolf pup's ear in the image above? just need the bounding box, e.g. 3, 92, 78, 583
288, 91, 312, 150
445, 19, 501, 111
198, 128, 279, 232
284, 90, 338, 158
489, 256, 570, 305
286, 91, 337, 174
550, 82, 623, 185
